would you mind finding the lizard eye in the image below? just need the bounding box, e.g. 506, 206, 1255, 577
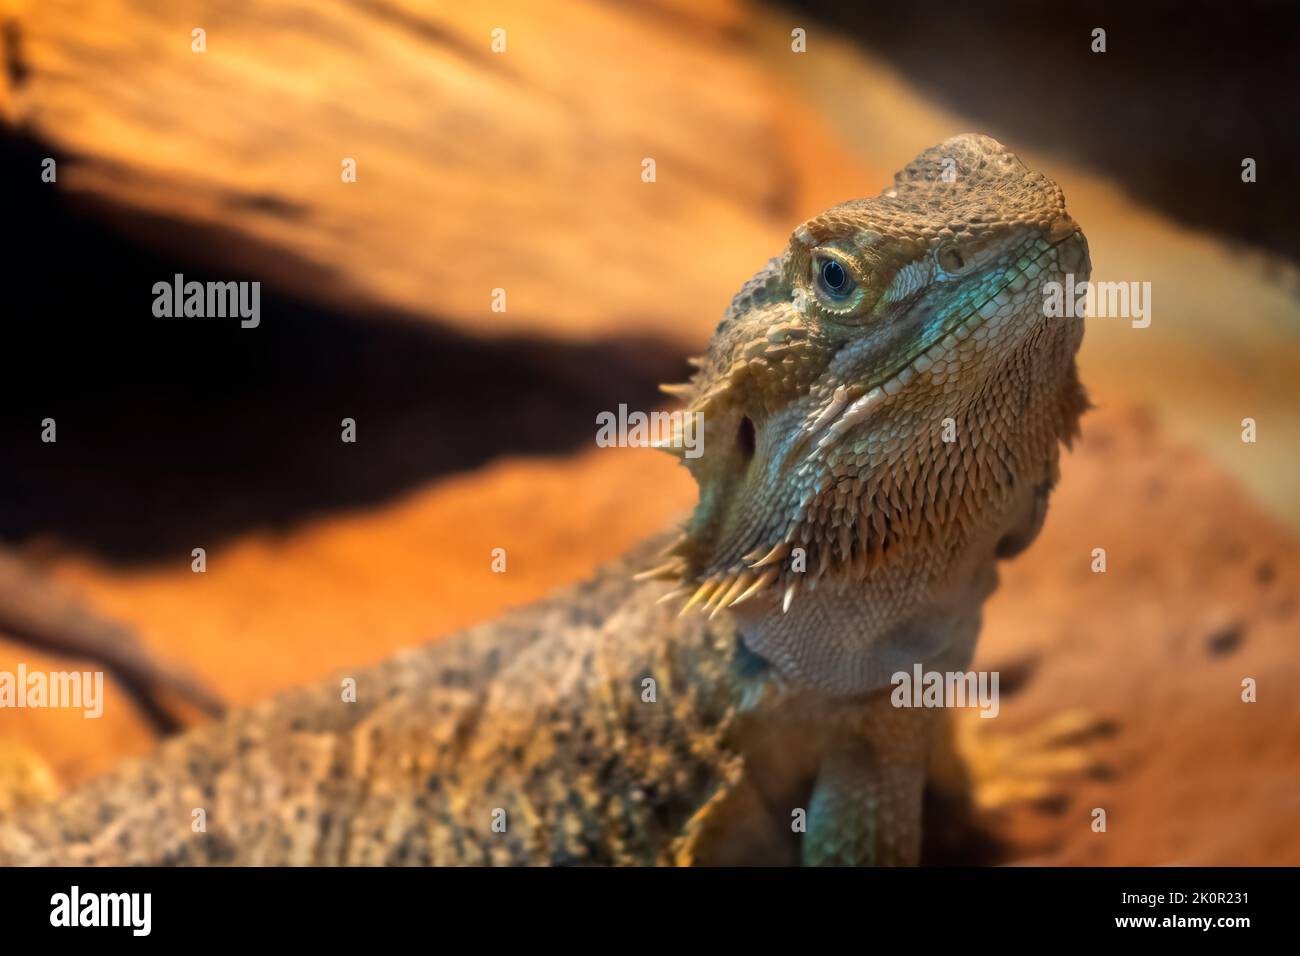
802, 246, 878, 321
814, 255, 856, 300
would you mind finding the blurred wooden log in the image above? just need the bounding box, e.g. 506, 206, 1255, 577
0, 548, 224, 732
0, 0, 791, 343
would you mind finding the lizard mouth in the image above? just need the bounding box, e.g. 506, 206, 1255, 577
791, 231, 1080, 461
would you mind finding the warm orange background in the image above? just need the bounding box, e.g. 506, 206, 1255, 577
1, 0, 1296, 864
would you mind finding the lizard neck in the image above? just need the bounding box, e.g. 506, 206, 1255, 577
729, 532, 1001, 698
726, 374, 1077, 699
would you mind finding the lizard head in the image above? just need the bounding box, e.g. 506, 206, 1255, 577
647, 135, 1090, 638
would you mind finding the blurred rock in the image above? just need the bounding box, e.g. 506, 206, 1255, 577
0, 0, 797, 343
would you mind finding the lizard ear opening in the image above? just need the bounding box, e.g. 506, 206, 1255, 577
936, 245, 968, 274
737, 415, 756, 463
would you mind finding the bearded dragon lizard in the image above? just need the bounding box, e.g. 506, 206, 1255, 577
0, 134, 1089, 866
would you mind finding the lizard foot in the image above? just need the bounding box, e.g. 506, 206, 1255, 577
0, 739, 59, 815
955, 708, 1118, 813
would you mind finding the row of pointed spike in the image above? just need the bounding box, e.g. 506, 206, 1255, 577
636, 537, 801, 618
657, 356, 704, 405
645, 366, 800, 616
676, 568, 781, 619
650, 374, 703, 458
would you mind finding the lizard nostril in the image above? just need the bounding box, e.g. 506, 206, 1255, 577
737, 416, 756, 462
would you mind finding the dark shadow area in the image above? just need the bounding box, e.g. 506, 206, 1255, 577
921, 779, 1012, 866
0, 131, 689, 564
790, 0, 1300, 265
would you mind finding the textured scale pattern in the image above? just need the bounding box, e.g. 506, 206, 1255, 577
0, 135, 1089, 866
0, 544, 757, 865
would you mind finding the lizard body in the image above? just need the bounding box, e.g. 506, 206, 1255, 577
0, 135, 1089, 865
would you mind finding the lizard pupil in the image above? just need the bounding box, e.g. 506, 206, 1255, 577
820, 259, 848, 295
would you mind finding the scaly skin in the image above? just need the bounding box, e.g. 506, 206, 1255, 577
0, 135, 1088, 865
